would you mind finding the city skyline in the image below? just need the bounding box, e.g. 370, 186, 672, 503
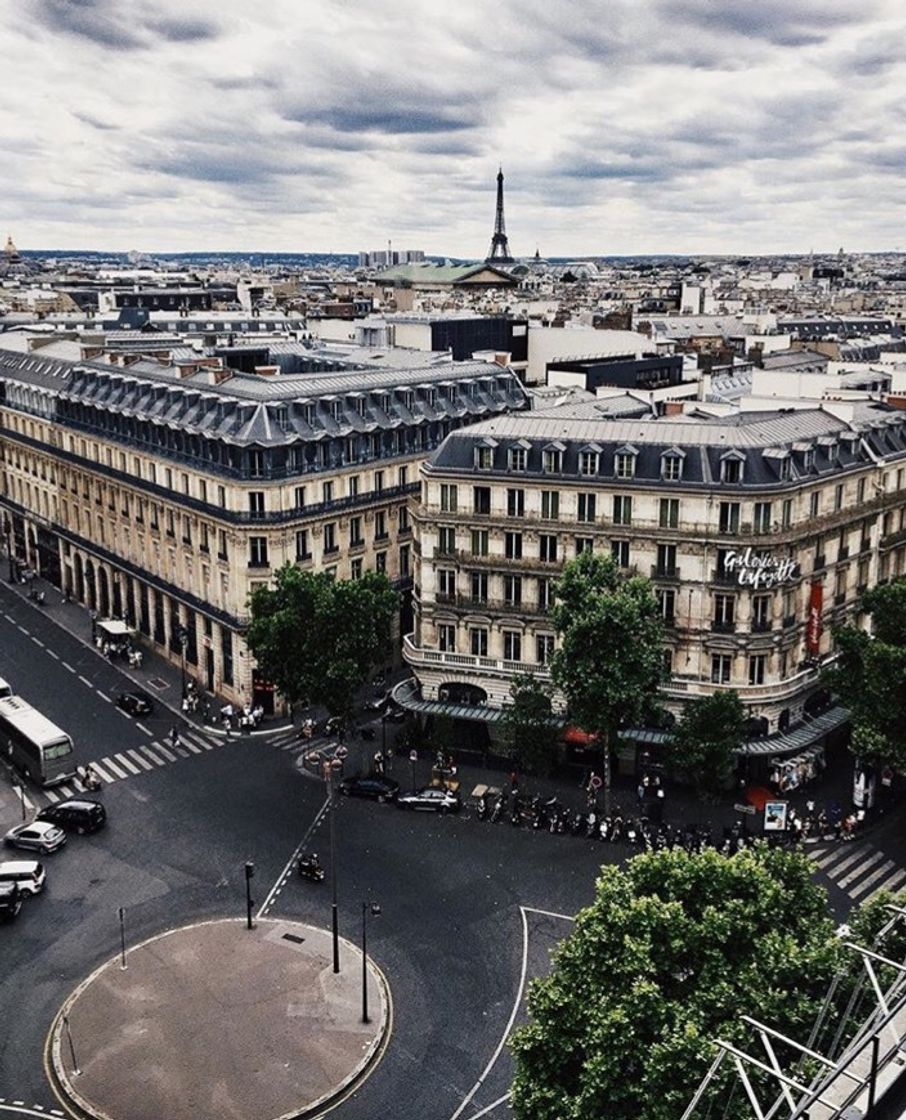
2, 0, 906, 256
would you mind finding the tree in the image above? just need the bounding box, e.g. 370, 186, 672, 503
824, 580, 906, 770
671, 690, 745, 797
510, 845, 843, 1120
550, 551, 666, 812
246, 564, 398, 721
501, 672, 559, 776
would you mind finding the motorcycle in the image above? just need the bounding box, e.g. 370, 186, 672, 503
476, 794, 490, 822
490, 794, 506, 824
298, 855, 325, 882
28, 588, 45, 605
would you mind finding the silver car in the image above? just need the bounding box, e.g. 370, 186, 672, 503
4, 821, 67, 854
396, 786, 462, 814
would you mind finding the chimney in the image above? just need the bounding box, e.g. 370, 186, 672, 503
210, 367, 233, 386
176, 362, 198, 379
253, 365, 279, 377
664, 400, 685, 416
80, 345, 104, 361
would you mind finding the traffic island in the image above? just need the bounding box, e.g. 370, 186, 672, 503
48, 918, 390, 1120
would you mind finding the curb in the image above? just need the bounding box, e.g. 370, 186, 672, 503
46, 917, 391, 1120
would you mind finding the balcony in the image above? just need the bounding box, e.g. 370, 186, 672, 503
813, 554, 826, 571
834, 591, 847, 605
429, 594, 549, 617
751, 619, 773, 633
456, 549, 565, 572
402, 633, 552, 680
711, 620, 736, 634
652, 564, 680, 579
783, 614, 797, 628
837, 546, 850, 562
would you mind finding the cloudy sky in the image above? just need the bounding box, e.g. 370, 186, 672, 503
2, 0, 906, 256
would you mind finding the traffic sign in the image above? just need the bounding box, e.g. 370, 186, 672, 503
734, 803, 757, 815
589, 775, 603, 790
409, 749, 418, 763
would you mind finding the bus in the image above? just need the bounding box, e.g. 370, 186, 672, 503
0, 695, 76, 787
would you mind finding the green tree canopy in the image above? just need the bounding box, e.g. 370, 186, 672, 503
510, 845, 844, 1120
550, 551, 666, 804
246, 564, 398, 719
671, 690, 745, 797
824, 579, 906, 769
501, 672, 559, 776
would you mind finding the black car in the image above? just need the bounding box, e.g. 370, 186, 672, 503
117, 690, 154, 716
37, 798, 107, 835
0, 881, 21, 920
338, 775, 400, 802
382, 705, 407, 724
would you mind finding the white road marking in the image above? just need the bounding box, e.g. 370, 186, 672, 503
837, 849, 886, 888
154, 742, 178, 762
812, 844, 871, 873
113, 752, 140, 776
182, 738, 202, 754
257, 795, 331, 919
865, 868, 906, 902
47, 649, 60, 660
522, 906, 576, 922
135, 722, 153, 737
16, 624, 28, 635
125, 748, 153, 771
78, 675, 93, 688
87, 760, 115, 783
467, 1093, 511, 1119
138, 744, 166, 767
62, 661, 75, 673
98, 757, 127, 780
96, 691, 111, 704
849, 859, 897, 899
30, 636, 44, 648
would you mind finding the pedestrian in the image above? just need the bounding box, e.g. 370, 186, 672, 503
510, 769, 519, 793
373, 750, 384, 776
169, 726, 180, 749
637, 780, 646, 806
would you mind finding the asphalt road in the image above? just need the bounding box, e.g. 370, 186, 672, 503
2, 586, 904, 1120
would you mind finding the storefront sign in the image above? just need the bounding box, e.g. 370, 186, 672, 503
806, 580, 823, 656
724, 548, 800, 589
763, 800, 789, 832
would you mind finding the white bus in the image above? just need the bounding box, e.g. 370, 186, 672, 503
0, 696, 76, 786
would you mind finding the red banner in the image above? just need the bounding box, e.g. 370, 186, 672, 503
806, 580, 823, 655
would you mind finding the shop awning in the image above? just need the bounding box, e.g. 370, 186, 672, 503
733, 704, 849, 757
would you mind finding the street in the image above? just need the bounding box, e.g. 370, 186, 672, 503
1, 584, 905, 1120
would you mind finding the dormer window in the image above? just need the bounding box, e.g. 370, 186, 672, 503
303, 403, 315, 427
661, 450, 684, 481
579, 450, 599, 476
509, 446, 527, 472
424, 388, 437, 407
779, 457, 791, 481
720, 451, 745, 483
476, 446, 493, 469
614, 449, 637, 479
803, 450, 814, 471
542, 442, 565, 473
379, 394, 391, 412
330, 400, 343, 422
827, 443, 838, 463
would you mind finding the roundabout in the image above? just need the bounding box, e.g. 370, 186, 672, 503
47, 918, 390, 1120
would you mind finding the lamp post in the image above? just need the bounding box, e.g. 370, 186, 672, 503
361, 900, 381, 1023
305, 749, 343, 972
244, 861, 255, 930
176, 624, 189, 698
4, 518, 14, 583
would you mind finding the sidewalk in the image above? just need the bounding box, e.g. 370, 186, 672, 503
49, 918, 389, 1120
1, 573, 292, 739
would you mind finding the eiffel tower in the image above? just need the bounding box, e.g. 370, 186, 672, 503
485, 167, 514, 265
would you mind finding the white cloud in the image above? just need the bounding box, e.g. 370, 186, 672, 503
0, 0, 904, 254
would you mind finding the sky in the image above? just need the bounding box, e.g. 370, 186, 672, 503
2, 0, 906, 257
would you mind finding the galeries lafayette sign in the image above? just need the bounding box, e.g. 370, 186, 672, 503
724, 548, 800, 588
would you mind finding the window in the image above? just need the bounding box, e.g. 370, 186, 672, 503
349, 476, 359, 499
714, 594, 735, 627
611, 539, 630, 567
217, 485, 226, 508
721, 457, 742, 483
810, 491, 821, 519
781, 499, 792, 530
437, 569, 456, 599
471, 529, 489, 556
657, 589, 676, 622
539, 534, 558, 562
398, 505, 410, 532
476, 446, 494, 469
249, 491, 265, 514
752, 594, 771, 630
857, 477, 866, 504
323, 522, 337, 553
217, 530, 228, 561
438, 527, 456, 555
200, 523, 209, 552
802, 450, 814, 472
753, 501, 772, 533
656, 543, 677, 577
538, 578, 553, 609
440, 483, 458, 512
249, 537, 269, 568
504, 574, 523, 606
711, 654, 732, 684
350, 558, 363, 580
718, 501, 740, 534
579, 450, 599, 476
375, 551, 387, 573
374, 470, 384, 493
473, 486, 491, 515
577, 493, 597, 523
659, 498, 679, 529
505, 531, 523, 560
612, 495, 632, 526
322, 481, 334, 504
398, 466, 409, 487
662, 455, 682, 481
541, 490, 560, 520
295, 530, 310, 560
542, 448, 562, 473
438, 624, 456, 653
576, 537, 594, 555
507, 488, 525, 517
834, 484, 844, 512
509, 447, 527, 472
470, 571, 488, 603
748, 655, 766, 686
294, 486, 306, 510
470, 627, 489, 657
615, 452, 636, 479
778, 457, 791, 482
536, 634, 555, 665
375, 511, 388, 540
503, 631, 522, 662
349, 517, 364, 546
166, 510, 175, 537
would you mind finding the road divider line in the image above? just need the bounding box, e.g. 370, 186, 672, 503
62, 661, 75, 672
16, 624, 29, 635
135, 721, 153, 737
78, 674, 93, 688
47, 649, 60, 660
96, 690, 111, 703
257, 795, 331, 919
30, 636, 44, 647
522, 906, 576, 922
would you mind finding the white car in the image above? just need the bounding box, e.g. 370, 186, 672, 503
4, 821, 67, 854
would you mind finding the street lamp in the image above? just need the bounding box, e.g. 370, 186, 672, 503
176, 624, 189, 698
244, 861, 255, 930
4, 518, 14, 584
361, 900, 381, 1024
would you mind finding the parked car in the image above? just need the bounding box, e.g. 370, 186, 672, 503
0, 859, 46, 895
364, 690, 392, 712
338, 775, 400, 802
117, 690, 154, 716
37, 798, 107, 835
383, 705, 407, 724
3, 821, 67, 854
0, 881, 21, 919
396, 786, 462, 813
324, 715, 347, 737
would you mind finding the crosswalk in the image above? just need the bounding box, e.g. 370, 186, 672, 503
43, 727, 221, 803
807, 840, 906, 904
